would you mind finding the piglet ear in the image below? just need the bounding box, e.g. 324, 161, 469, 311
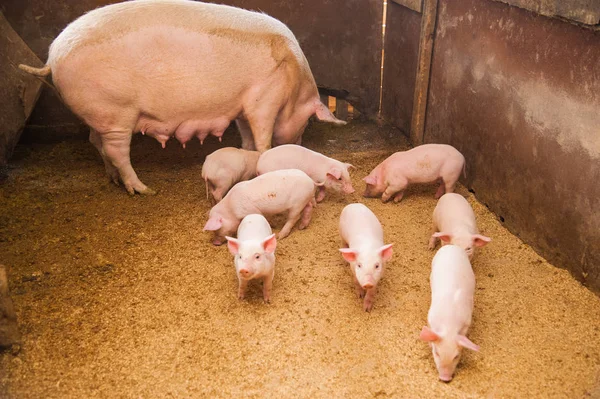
339, 248, 358, 262
419, 326, 440, 342
363, 175, 377, 185
378, 243, 394, 262
473, 234, 492, 247
457, 335, 480, 352
225, 236, 240, 255
433, 231, 452, 244
262, 234, 277, 253
327, 167, 342, 180
203, 216, 223, 231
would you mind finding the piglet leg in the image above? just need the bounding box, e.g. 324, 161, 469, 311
435, 181, 446, 199
298, 199, 316, 230
262, 270, 274, 303
363, 287, 377, 312
353, 275, 365, 298
278, 210, 302, 239
382, 182, 405, 203
238, 278, 249, 300
315, 186, 326, 203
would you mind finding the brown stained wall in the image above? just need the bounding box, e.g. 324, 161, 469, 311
423, 0, 600, 292
381, 3, 422, 135
208, 0, 383, 117
2, 0, 383, 135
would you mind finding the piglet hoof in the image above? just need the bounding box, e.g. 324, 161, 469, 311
363, 302, 373, 312
263, 297, 271, 304
277, 231, 290, 240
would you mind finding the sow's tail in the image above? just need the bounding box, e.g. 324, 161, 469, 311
18, 64, 55, 90
18, 64, 51, 77
313, 98, 347, 126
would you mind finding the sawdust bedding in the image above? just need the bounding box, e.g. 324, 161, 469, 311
0, 121, 599, 398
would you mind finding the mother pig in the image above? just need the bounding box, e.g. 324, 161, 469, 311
19, 0, 345, 195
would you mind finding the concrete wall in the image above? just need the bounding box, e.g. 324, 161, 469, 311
1, 0, 383, 135
382, 0, 600, 292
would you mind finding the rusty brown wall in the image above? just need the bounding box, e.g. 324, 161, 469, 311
207, 0, 383, 117
2, 0, 383, 135
381, 2, 422, 135
422, 0, 600, 292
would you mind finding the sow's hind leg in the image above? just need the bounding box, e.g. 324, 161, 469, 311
99, 129, 156, 195
89, 129, 119, 186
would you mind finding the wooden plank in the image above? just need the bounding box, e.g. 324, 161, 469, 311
0, 12, 44, 165
409, 0, 438, 145
0, 264, 20, 349
391, 0, 423, 13
335, 99, 349, 121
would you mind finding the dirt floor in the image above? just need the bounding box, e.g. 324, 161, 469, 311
1, 119, 599, 398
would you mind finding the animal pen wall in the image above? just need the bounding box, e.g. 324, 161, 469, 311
3, 0, 598, 295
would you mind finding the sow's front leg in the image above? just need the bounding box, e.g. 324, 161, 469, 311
235, 118, 256, 151
100, 130, 156, 195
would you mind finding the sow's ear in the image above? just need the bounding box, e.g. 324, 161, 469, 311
339, 248, 358, 263
262, 234, 277, 253
225, 236, 240, 255
419, 326, 440, 342
203, 216, 223, 231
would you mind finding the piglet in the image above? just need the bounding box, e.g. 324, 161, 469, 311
203, 169, 317, 245
420, 245, 480, 382
256, 144, 355, 202
225, 214, 277, 302
339, 203, 394, 312
429, 193, 491, 259
363, 144, 465, 202
201, 147, 260, 204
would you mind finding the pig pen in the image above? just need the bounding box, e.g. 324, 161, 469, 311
0, 120, 599, 398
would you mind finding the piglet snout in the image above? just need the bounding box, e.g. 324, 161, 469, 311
439, 374, 453, 383
362, 281, 374, 290
239, 268, 252, 278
